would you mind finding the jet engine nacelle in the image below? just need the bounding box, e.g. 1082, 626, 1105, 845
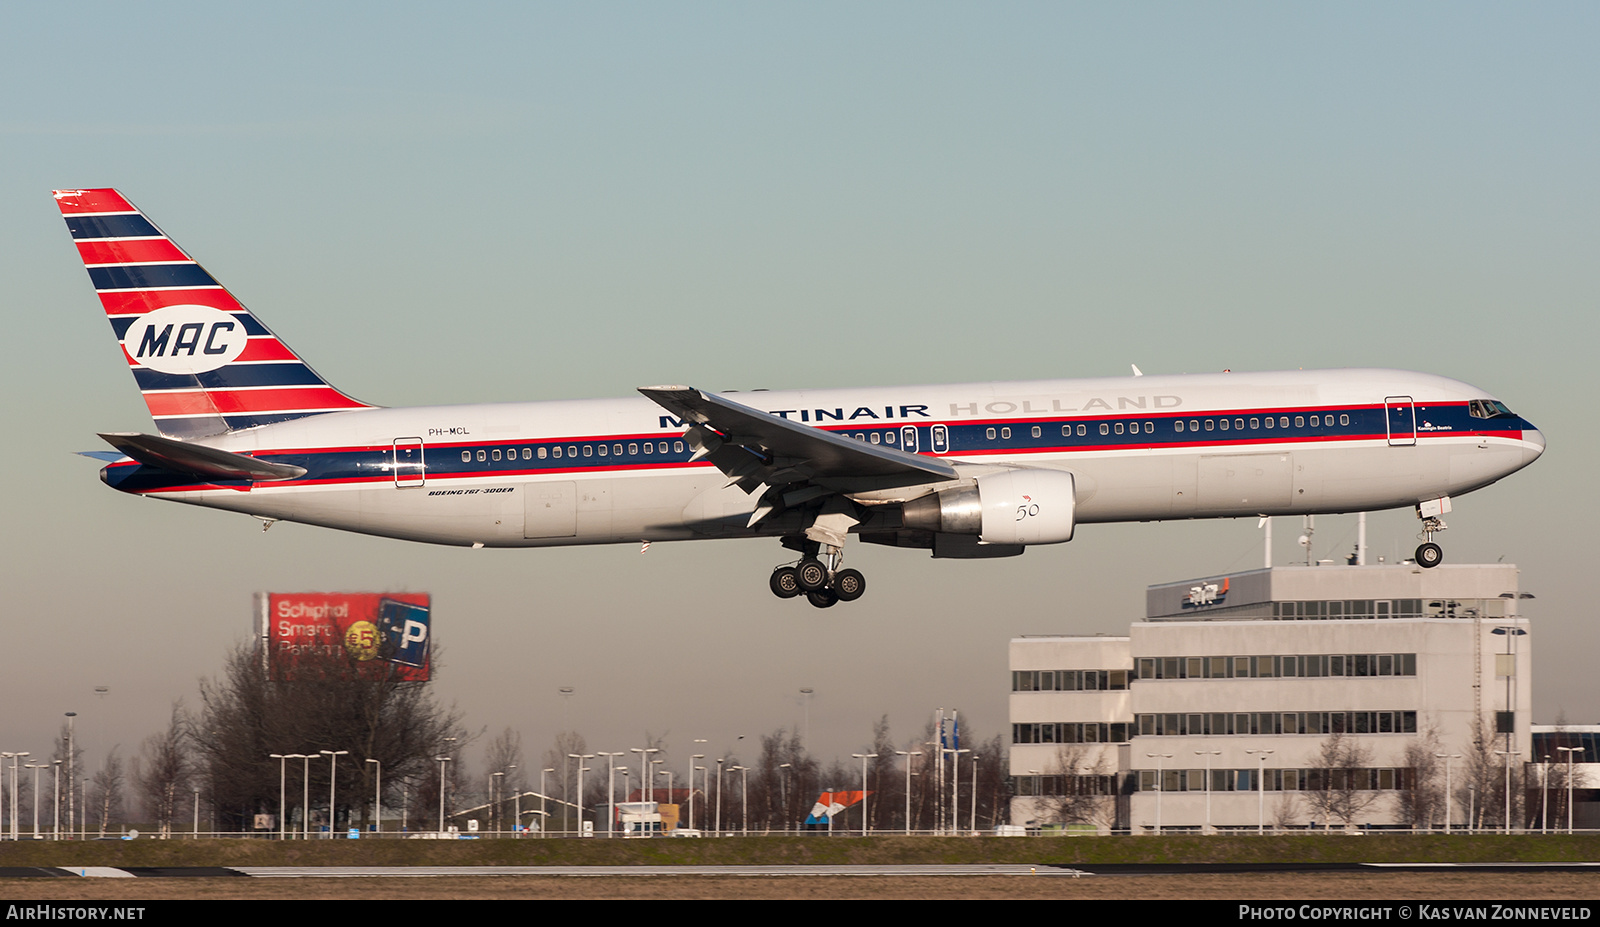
975, 468, 1076, 545
901, 468, 1076, 546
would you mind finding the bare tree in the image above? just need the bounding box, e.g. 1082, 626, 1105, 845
484, 727, 524, 832
89, 747, 126, 836
1458, 717, 1522, 831
50, 722, 85, 837
542, 730, 592, 835
1303, 732, 1379, 828
192, 643, 465, 833
1395, 723, 1445, 831
135, 702, 189, 837
1030, 743, 1116, 830
1271, 789, 1304, 831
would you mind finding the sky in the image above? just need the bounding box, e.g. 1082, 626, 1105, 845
2, 2, 1595, 791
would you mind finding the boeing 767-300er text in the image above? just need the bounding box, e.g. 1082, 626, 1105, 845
56, 188, 1545, 607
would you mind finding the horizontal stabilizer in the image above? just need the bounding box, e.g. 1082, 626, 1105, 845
97, 432, 306, 482
76, 450, 127, 463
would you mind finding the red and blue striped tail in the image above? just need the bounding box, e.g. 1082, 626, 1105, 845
54, 188, 374, 438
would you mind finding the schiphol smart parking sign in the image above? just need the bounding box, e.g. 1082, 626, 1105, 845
258, 592, 432, 681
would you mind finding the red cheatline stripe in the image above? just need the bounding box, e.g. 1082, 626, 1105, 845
140, 391, 220, 417
77, 239, 188, 265
53, 189, 135, 214
143, 387, 370, 417
99, 288, 246, 316
235, 339, 301, 362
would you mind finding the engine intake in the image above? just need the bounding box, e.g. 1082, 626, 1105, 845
901, 469, 1076, 546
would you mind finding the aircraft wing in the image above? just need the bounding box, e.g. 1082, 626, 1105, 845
638, 386, 959, 492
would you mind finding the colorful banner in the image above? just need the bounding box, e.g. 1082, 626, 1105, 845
262, 592, 431, 681
805, 790, 869, 824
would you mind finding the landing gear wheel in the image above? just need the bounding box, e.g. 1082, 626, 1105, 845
1415, 542, 1443, 568
806, 589, 839, 609
796, 558, 828, 592
770, 567, 801, 599
833, 568, 866, 602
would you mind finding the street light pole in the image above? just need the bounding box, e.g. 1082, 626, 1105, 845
1436, 753, 1461, 833
434, 755, 452, 835
270, 755, 290, 840
366, 759, 382, 835
596, 752, 623, 837
1146, 752, 1173, 835
321, 750, 348, 838
851, 754, 877, 836
1196, 750, 1221, 835
1245, 749, 1274, 834
896, 751, 921, 834
1557, 746, 1580, 834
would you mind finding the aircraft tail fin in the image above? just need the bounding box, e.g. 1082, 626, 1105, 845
53, 188, 374, 438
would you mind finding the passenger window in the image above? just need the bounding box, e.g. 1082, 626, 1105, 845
584, 445, 593, 457
538, 447, 547, 459
1175, 420, 1185, 433
1001, 427, 1011, 439
986, 428, 996, 440
492, 449, 502, 461
1144, 422, 1153, 434
1204, 419, 1214, 431
477, 450, 486, 462
1250, 417, 1260, 429
597, 445, 607, 456
1076, 424, 1086, 436
1235, 418, 1244, 430
1295, 416, 1304, 428
1189, 420, 1199, 431
522, 448, 531, 460
674, 441, 684, 452
1340, 414, 1349, 426
628, 443, 638, 455
568, 446, 577, 457
1114, 422, 1124, 435
1219, 418, 1228, 431
870, 433, 881, 444
461, 451, 470, 463
613, 444, 622, 455
553, 447, 563, 459
1031, 426, 1041, 438
1099, 423, 1109, 435
1279, 416, 1289, 428
1310, 415, 1319, 427
1264, 417, 1274, 430
1062, 425, 1071, 437
885, 432, 896, 444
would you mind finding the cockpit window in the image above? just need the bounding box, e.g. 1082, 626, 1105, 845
1468, 399, 1516, 419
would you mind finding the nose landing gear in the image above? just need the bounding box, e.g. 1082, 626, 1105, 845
1413, 496, 1451, 569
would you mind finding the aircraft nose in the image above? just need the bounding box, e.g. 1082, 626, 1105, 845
1522, 425, 1545, 464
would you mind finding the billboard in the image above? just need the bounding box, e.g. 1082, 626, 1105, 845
259, 592, 431, 681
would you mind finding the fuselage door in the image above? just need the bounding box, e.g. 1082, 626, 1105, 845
393, 437, 426, 487
1384, 397, 1416, 447
901, 425, 919, 453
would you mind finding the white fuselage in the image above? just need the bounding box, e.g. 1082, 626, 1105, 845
105, 368, 1543, 551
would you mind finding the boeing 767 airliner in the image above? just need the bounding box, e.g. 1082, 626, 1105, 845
56, 188, 1544, 607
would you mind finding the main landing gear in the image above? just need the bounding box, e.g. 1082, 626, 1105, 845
1413, 496, 1451, 569
769, 547, 867, 608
